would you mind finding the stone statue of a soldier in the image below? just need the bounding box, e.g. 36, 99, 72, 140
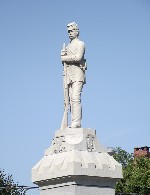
60, 22, 86, 129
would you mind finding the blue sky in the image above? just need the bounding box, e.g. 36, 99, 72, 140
0, 0, 150, 194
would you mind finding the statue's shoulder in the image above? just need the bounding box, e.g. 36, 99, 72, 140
77, 39, 85, 47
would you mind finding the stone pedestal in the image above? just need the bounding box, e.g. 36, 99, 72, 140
32, 128, 123, 195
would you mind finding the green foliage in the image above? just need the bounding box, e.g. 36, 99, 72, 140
0, 169, 26, 195
114, 147, 150, 195
113, 147, 133, 167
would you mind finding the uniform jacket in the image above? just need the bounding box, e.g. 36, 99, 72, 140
62, 38, 86, 84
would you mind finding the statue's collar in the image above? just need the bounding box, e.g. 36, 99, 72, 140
70, 38, 79, 43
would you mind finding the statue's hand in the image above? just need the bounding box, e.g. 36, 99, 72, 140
61, 50, 66, 56
61, 50, 67, 62
61, 55, 67, 62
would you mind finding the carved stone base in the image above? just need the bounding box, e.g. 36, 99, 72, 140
32, 128, 122, 195
38, 176, 117, 195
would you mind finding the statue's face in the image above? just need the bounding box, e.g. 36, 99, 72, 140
68, 26, 78, 40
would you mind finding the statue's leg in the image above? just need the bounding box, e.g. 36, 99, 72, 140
68, 83, 72, 112
70, 81, 83, 128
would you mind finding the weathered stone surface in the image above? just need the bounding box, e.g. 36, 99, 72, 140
60, 22, 87, 129
32, 128, 122, 194
39, 176, 117, 195
45, 128, 107, 155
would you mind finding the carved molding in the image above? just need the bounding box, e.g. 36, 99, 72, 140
52, 136, 66, 154
87, 134, 95, 152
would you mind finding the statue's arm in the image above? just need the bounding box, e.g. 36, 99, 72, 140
61, 42, 85, 63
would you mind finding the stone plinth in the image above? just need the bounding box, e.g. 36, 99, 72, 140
32, 128, 123, 195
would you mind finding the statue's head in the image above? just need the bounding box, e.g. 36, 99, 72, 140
67, 22, 79, 40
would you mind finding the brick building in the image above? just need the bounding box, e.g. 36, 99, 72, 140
134, 146, 150, 158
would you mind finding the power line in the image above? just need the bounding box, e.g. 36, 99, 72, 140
0, 185, 39, 191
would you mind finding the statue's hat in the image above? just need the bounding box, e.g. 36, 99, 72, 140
67, 22, 79, 30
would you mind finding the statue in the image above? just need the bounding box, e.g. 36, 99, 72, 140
60, 22, 87, 129
32, 23, 123, 195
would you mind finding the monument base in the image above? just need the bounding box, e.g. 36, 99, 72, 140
38, 176, 117, 195
40, 186, 114, 195
32, 128, 122, 195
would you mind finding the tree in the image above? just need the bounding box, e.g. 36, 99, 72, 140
113, 147, 133, 167
0, 169, 26, 195
114, 147, 150, 195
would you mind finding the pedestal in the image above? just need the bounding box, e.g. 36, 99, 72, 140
32, 128, 123, 195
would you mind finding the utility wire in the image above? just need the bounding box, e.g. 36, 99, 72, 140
0, 185, 39, 191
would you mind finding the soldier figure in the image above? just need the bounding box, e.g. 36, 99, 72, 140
61, 22, 86, 128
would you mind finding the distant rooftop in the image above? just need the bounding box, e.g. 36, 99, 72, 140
134, 146, 150, 158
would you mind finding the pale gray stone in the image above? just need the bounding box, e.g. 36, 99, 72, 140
31, 22, 123, 195
32, 128, 123, 195
45, 128, 107, 155
60, 22, 87, 129
38, 176, 117, 195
